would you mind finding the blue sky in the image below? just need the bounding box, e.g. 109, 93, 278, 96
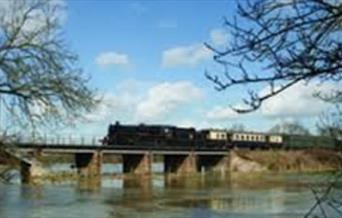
41, 0, 335, 137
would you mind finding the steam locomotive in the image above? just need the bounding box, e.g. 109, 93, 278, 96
104, 121, 340, 150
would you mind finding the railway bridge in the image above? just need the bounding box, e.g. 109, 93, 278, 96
2, 136, 232, 184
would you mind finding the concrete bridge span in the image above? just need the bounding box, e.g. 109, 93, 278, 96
9, 144, 232, 184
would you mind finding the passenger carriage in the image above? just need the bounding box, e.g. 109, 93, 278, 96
230, 132, 268, 149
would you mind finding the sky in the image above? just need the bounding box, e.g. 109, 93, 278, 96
2, 0, 336, 138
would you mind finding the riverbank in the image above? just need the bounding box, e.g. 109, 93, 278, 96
232, 149, 342, 172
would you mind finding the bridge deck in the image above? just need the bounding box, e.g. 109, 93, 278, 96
16, 144, 230, 155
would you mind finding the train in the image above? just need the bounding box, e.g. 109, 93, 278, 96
102, 121, 341, 150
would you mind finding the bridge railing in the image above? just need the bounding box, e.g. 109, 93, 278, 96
14, 135, 104, 146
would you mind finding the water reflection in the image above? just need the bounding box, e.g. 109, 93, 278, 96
103, 172, 317, 218
20, 185, 44, 200
123, 175, 153, 202
1, 165, 342, 218
164, 172, 231, 189
77, 176, 101, 192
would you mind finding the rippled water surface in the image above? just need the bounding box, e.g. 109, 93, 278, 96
0, 164, 341, 218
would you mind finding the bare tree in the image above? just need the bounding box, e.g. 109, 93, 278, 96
317, 105, 342, 139
205, 0, 342, 113
229, 123, 246, 132
0, 0, 98, 131
206, 2, 342, 215
303, 170, 342, 217
268, 121, 310, 135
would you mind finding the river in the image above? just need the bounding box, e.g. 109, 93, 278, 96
0, 163, 341, 218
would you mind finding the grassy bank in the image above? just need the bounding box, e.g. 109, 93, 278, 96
235, 149, 342, 172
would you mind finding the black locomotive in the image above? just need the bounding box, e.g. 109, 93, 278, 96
103, 121, 197, 149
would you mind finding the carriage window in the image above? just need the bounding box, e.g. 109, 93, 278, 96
189, 134, 194, 139
164, 128, 170, 133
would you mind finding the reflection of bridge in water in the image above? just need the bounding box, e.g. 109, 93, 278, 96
2, 136, 232, 184
104, 174, 289, 216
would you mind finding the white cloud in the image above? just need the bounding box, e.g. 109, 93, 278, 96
83, 80, 148, 122
260, 82, 333, 117
206, 106, 240, 121
83, 80, 204, 124
206, 82, 336, 121
84, 93, 127, 122
136, 81, 203, 121
177, 119, 211, 129
209, 28, 229, 46
161, 44, 212, 68
160, 28, 229, 68
95, 52, 131, 68
206, 101, 253, 121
